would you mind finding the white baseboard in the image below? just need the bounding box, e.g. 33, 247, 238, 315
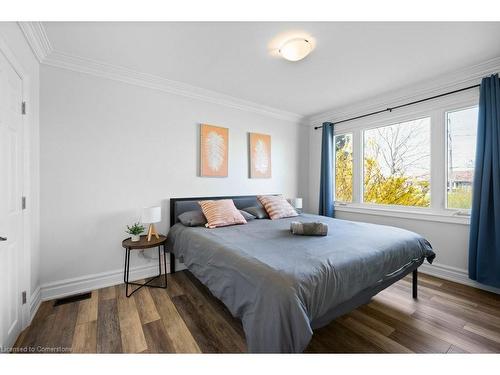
29, 286, 41, 323
419, 262, 500, 294
39, 260, 187, 301
40, 263, 159, 301
37, 259, 498, 304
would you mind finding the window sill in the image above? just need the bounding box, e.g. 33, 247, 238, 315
334, 204, 470, 225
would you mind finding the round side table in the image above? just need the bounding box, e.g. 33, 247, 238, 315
122, 234, 167, 297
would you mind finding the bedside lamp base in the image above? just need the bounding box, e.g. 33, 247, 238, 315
146, 223, 160, 241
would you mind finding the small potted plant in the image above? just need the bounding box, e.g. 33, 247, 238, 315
126, 222, 145, 242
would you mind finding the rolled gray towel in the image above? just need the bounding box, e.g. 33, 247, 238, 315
290, 221, 328, 236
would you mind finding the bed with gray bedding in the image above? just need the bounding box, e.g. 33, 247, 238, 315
166, 196, 435, 353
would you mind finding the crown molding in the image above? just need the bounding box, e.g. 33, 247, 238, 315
17, 21, 53, 62
18, 22, 303, 123
20, 21, 499, 125
43, 50, 304, 122
306, 56, 500, 127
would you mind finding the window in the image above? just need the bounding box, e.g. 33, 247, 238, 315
334, 133, 353, 202
363, 118, 431, 207
330, 93, 479, 222
446, 106, 478, 210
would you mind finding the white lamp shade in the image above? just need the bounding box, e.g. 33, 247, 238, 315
141, 206, 161, 223
289, 198, 303, 209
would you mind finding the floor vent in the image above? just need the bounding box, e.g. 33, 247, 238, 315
54, 292, 92, 306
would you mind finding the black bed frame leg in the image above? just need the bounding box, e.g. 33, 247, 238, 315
412, 269, 418, 299
170, 253, 176, 274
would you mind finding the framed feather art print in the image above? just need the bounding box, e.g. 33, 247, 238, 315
249, 132, 271, 178
200, 124, 229, 177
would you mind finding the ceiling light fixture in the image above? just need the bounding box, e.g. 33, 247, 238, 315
279, 38, 312, 62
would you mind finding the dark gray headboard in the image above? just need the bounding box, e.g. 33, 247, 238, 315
169, 195, 264, 227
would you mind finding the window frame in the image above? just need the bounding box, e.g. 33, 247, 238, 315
331, 89, 479, 225
444, 104, 479, 214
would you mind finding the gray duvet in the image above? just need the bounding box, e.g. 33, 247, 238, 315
166, 214, 435, 353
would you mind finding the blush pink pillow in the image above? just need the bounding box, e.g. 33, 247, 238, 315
198, 199, 247, 229
257, 195, 299, 220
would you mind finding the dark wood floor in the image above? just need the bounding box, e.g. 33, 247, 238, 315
13, 271, 500, 353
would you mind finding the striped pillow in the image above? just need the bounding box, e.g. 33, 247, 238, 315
257, 195, 299, 220
198, 199, 247, 229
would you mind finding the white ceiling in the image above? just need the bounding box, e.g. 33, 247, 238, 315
42, 22, 500, 117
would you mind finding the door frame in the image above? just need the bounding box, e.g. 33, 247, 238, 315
0, 34, 33, 331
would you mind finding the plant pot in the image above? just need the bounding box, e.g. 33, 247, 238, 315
130, 234, 141, 242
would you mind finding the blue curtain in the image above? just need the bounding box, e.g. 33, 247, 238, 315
319, 122, 334, 217
468, 74, 500, 288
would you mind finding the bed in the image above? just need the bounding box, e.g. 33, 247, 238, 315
166, 195, 436, 353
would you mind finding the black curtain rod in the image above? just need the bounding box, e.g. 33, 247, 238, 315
314, 83, 480, 130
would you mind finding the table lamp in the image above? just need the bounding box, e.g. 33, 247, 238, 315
141, 206, 161, 241
288, 198, 303, 213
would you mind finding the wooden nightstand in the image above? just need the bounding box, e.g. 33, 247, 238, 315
121, 234, 167, 297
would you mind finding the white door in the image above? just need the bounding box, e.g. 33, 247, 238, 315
0, 48, 24, 349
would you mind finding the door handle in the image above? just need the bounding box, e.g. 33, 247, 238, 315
0, 237, 7, 241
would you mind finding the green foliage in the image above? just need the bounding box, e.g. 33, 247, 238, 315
447, 189, 472, 209
335, 137, 430, 207
335, 137, 353, 202
126, 222, 145, 235
364, 158, 430, 207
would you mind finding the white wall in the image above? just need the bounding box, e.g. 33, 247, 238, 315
40, 65, 308, 297
0, 23, 40, 318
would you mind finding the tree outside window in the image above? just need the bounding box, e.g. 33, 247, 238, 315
363, 118, 431, 207
334, 133, 353, 202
